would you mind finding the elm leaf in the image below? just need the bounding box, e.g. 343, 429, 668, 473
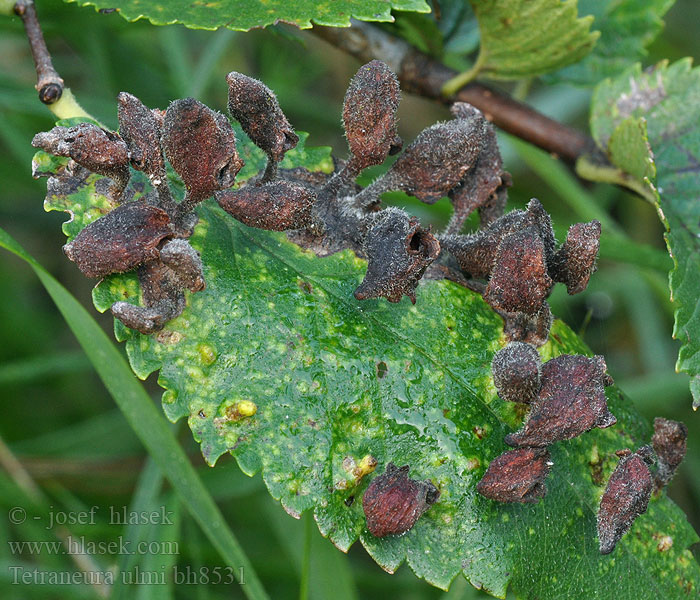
36, 118, 700, 598
63, 0, 430, 31
546, 0, 675, 86
467, 0, 598, 80
582, 58, 700, 409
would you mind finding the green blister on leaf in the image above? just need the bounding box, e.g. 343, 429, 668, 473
584, 58, 700, 409
64, 0, 430, 31
40, 120, 700, 598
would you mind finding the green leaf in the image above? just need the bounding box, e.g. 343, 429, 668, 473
546, 0, 675, 86
34, 121, 700, 597
583, 58, 700, 409
0, 227, 270, 600
468, 0, 598, 80
381, 12, 445, 57
607, 116, 656, 184
63, 0, 431, 31
437, 1, 479, 57
0, 1, 15, 16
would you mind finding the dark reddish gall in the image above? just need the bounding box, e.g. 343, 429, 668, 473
375, 119, 481, 204
485, 225, 553, 316
362, 463, 439, 537
354, 210, 440, 304
651, 417, 687, 488
117, 92, 166, 179
549, 221, 601, 294
342, 60, 401, 171
162, 98, 243, 208
63, 200, 172, 278
597, 446, 654, 555
216, 181, 314, 231
226, 72, 298, 163
477, 447, 552, 503
505, 354, 616, 448
32, 123, 130, 197
446, 102, 510, 231
491, 342, 541, 404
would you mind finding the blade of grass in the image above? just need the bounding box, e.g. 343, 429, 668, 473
158, 26, 194, 98
0, 226, 270, 600
0, 458, 110, 597
181, 515, 209, 600
11, 409, 139, 458
618, 271, 675, 372
135, 498, 180, 600
190, 29, 236, 98
508, 135, 617, 230
0, 351, 90, 385
597, 236, 672, 272
262, 499, 358, 600
112, 457, 164, 600
299, 512, 312, 600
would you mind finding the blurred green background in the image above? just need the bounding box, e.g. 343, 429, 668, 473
0, 0, 698, 598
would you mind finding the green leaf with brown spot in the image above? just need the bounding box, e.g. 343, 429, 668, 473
582, 58, 700, 409
63, 0, 430, 31
36, 116, 700, 598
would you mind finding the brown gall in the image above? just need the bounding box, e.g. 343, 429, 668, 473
162, 98, 243, 209
117, 92, 166, 178
63, 200, 172, 278
216, 181, 315, 231
354, 209, 440, 304
226, 72, 298, 163
651, 417, 688, 488
342, 60, 401, 171
505, 354, 616, 448
549, 221, 601, 294
32, 123, 130, 198
491, 342, 542, 404
484, 225, 554, 316
597, 446, 654, 554
378, 119, 482, 204
363, 463, 439, 537
476, 447, 552, 503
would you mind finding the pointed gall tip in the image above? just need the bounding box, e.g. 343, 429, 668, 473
354, 287, 369, 301
31, 131, 48, 149
117, 91, 134, 105
599, 539, 615, 555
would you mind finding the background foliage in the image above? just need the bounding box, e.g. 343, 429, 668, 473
1, 0, 699, 598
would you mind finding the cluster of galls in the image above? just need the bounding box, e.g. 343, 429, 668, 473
32, 58, 598, 338
441, 200, 601, 346
479, 341, 687, 554
478, 344, 616, 504
31, 60, 508, 331
31, 60, 687, 556
32, 92, 240, 333
596, 417, 687, 554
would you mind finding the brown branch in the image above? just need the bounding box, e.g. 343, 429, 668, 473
14, 0, 64, 104
313, 21, 595, 163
